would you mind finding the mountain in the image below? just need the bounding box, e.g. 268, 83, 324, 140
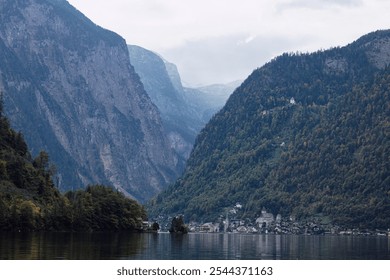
149, 30, 390, 229
0, 0, 179, 202
162, 58, 240, 121
128, 45, 239, 160
183, 80, 242, 122
193, 81, 243, 109
128, 45, 203, 161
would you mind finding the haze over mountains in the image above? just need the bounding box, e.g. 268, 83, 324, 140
128, 44, 238, 161
0, 0, 236, 202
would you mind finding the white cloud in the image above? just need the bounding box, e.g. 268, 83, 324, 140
160, 33, 313, 86
67, 0, 390, 85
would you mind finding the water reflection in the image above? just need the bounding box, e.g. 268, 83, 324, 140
0, 231, 145, 259
0, 232, 389, 260
129, 233, 390, 260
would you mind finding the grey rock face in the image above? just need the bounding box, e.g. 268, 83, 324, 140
128, 45, 240, 161
365, 37, 390, 69
324, 57, 348, 74
128, 45, 205, 161
0, 0, 179, 202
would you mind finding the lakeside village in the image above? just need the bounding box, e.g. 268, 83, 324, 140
150, 203, 390, 236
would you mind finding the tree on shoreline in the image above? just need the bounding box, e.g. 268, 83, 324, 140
169, 215, 188, 234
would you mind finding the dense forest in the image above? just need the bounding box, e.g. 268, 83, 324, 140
149, 30, 390, 229
0, 98, 146, 231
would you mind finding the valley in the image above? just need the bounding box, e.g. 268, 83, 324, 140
0, 0, 388, 233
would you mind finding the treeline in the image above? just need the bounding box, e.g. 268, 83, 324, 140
0, 99, 146, 231
64, 185, 147, 231
0, 184, 147, 231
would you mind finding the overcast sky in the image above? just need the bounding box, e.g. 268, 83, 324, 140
67, 0, 389, 86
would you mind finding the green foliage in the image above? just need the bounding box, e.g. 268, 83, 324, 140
169, 215, 188, 234
151, 221, 160, 231
149, 31, 390, 229
0, 107, 146, 232
65, 185, 147, 231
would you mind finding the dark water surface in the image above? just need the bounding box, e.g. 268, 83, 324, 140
0, 231, 389, 260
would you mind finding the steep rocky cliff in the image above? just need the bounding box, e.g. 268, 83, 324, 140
128, 45, 205, 161
128, 45, 239, 161
0, 0, 179, 202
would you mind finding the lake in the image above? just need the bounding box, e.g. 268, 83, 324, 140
0, 231, 389, 260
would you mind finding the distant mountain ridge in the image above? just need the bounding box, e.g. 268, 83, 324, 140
128, 45, 202, 161
183, 81, 242, 122
128, 45, 239, 160
149, 30, 390, 229
0, 0, 179, 202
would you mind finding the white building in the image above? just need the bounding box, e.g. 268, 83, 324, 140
255, 208, 275, 228
200, 223, 220, 233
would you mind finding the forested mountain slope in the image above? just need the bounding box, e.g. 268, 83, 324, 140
150, 30, 390, 229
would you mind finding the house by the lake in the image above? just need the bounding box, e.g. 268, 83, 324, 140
255, 208, 275, 228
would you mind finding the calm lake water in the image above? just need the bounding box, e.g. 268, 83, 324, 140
0, 231, 389, 260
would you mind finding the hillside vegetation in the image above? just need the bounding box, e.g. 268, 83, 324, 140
149, 30, 390, 229
0, 99, 146, 231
